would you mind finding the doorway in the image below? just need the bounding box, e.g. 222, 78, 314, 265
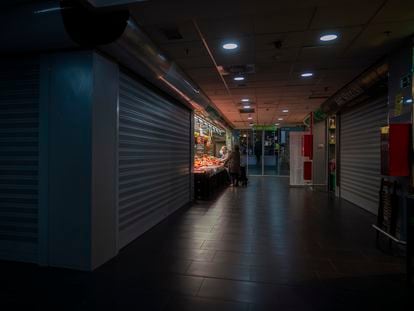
239, 128, 290, 176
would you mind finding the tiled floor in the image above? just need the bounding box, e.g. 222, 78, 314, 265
1, 176, 411, 310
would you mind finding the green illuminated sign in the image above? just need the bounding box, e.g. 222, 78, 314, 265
253, 125, 276, 131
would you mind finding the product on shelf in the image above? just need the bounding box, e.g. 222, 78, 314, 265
194, 155, 222, 169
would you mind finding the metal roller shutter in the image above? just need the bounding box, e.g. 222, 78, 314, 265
340, 97, 388, 214
0, 59, 39, 262
118, 72, 191, 249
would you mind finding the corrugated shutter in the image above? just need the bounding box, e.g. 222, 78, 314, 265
0, 59, 39, 262
340, 97, 388, 214
118, 72, 191, 249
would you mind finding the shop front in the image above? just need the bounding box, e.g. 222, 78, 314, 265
194, 115, 230, 199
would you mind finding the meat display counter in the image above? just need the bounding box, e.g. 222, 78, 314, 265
194, 156, 229, 200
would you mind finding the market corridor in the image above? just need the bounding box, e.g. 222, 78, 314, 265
0, 177, 410, 310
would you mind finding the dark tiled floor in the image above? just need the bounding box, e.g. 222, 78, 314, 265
1, 176, 412, 310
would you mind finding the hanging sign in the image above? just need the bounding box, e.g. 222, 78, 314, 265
253, 125, 276, 131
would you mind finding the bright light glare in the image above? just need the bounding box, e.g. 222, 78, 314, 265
223, 43, 238, 50
320, 34, 338, 41
234, 76, 245, 81
301, 72, 313, 77
282, 109, 289, 113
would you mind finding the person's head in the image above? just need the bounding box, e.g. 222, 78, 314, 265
220, 146, 228, 155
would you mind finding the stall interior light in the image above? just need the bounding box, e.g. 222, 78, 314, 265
275, 123, 280, 126
241, 98, 249, 102
282, 109, 289, 113
223, 42, 238, 50
278, 118, 283, 121
243, 105, 251, 109
405, 98, 413, 104
234, 76, 245, 81
320, 34, 338, 42
194, 115, 225, 135
248, 116, 253, 120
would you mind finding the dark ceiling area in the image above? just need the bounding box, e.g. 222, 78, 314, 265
129, 0, 414, 128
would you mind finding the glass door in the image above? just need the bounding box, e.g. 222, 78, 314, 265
263, 129, 278, 175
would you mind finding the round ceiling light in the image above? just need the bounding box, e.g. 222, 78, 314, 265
223, 42, 238, 50
320, 34, 338, 42
301, 72, 313, 78
234, 76, 245, 81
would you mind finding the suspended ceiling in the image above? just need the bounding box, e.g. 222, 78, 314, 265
129, 0, 414, 128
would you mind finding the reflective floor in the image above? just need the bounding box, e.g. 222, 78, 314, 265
0, 177, 411, 310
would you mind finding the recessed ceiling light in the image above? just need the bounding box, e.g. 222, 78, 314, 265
320, 34, 338, 42
241, 98, 250, 102
234, 76, 245, 81
282, 109, 289, 113
301, 72, 313, 78
405, 98, 413, 104
243, 105, 251, 109
278, 118, 283, 121
222, 42, 238, 50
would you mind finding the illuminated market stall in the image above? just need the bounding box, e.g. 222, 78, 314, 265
194, 114, 230, 199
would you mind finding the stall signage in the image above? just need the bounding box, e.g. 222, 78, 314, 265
394, 92, 404, 117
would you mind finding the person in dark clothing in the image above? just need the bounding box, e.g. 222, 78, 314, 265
254, 140, 262, 165
225, 145, 241, 187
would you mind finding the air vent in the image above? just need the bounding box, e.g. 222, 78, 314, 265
239, 108, 255, 113
160, 27, 183, 40
220, 64, 255, 76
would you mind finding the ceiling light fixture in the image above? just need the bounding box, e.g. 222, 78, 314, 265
301, 72, 313, 78
275, 123, 280, 126
282, 109, 289, 113
405, 98, 413, 104
241, 98, 250, 102
234, 76, 245, 81
320, 34, 338, 42
278, 118, 283, 121
243, 105, 251, 109
248, 116, 253, 120
223, 42, 238, 50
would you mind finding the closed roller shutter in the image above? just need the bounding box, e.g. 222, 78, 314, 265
340, 97, 387, 214
0, 59, 39, 262
118, 72, 191, 249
